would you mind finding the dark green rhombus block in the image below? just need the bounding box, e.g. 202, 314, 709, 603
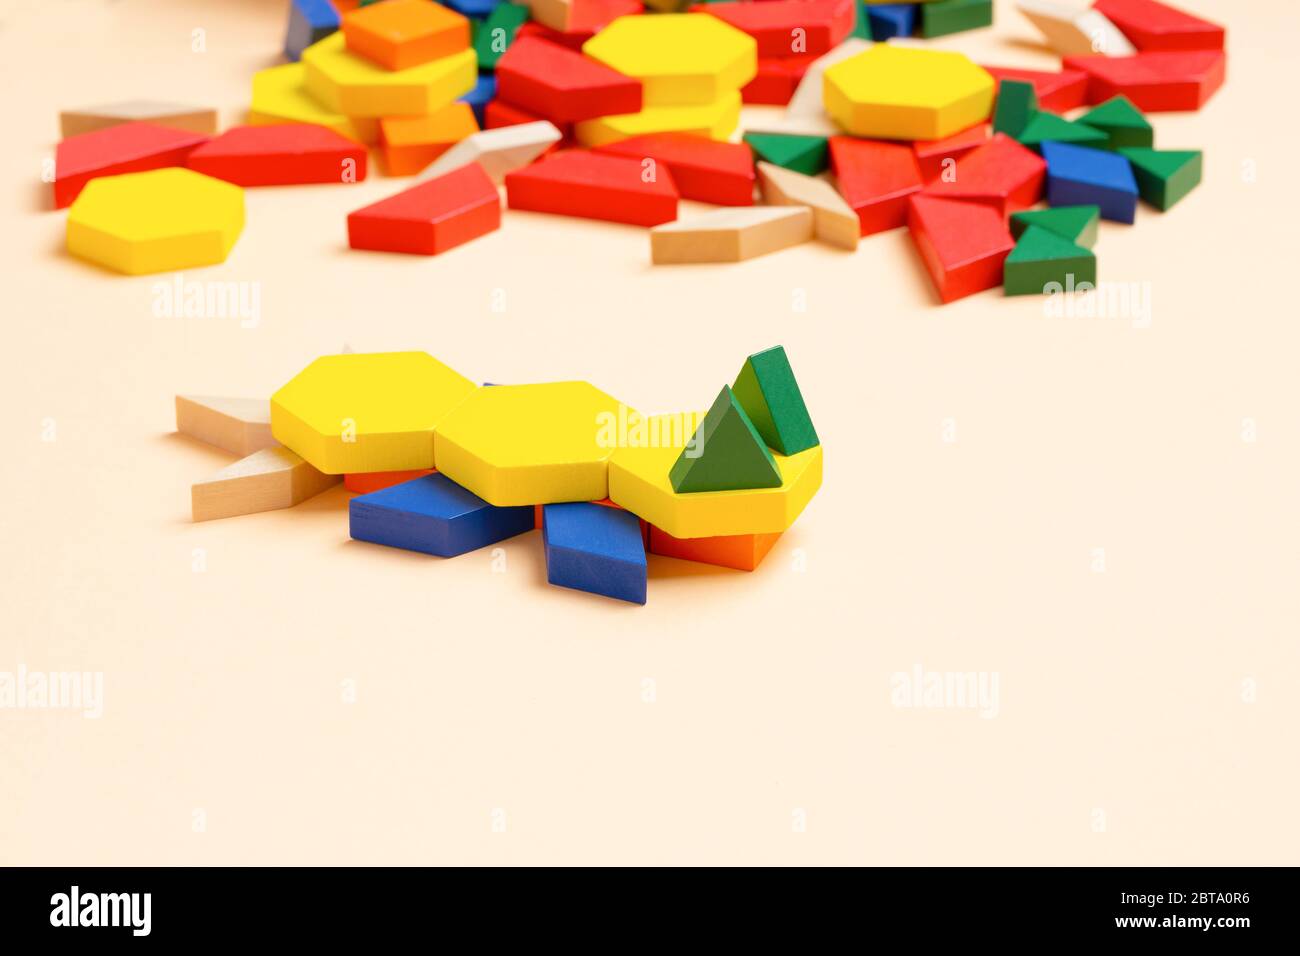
732, 345, 819, 456
669, 386, 783, 494
1004, 225, 1097, 296
1118, 147, 1203, 211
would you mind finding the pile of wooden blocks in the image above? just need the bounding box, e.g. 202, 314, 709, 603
177, 346, 822, 604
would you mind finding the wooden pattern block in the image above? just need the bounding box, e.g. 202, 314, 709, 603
694, 0, 857, 57
271, 351, 478, 474
433, 381, 630, 506
1016, 1, 1136, 57
1041, 141, 1138, 223
911, 123, 989, 183
1003, 225, 1096, 296
992, 79, 1037, 138
192, 446, 339, 522
670, 386, 782, 494
349, 472, 534, 557
1078, 95, 1153, 150
505, 149, 678, 226
418, 120, 562, 184
475, 2, 531, 71
175, 395, 276, 457
595, 133, 754, 205
650, 206, 813, 264
832, 136, 924, 235
342, 0, 470, 71
743, 132, 827, 175
543, 502, 647, 604
756, 161, 858, 250
907, 194, 1015, 303
581, 12, 757, 107
784, 37, 869, 117
648, 526, 781, 572
921, 132, 1046, 217
1118, 147, 1202, 210
496, 36, 642, 124
302, 32, 477, 118
1016, 112, 1109, 151
743, 56, 815, 106
379, 103, 480, 176
185, 124, 367, 186
54, 122, 210, 209
1094, 0, 1225, 52
285, 0, 340, 61
60, 101, 218, 140
1010, 204, 1100, 248
981, 65, 1089, 113
348, 162, 501, 255
1062, 49, 1225, 111
732, 345, 819, 456
67, 168, 243, 275
344, 469, 435, 494
824, 45, 995, 141
249, 63, 378, 144
608, 414, 823, 538
867, 3, 918, 40
920, 0, 993, 39
573, 92, 741, 147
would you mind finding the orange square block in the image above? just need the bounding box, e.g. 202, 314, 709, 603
343, 0, 470, 72
344, 468, 435, 494
380, 102, 479, 175
648, 527, 781, 572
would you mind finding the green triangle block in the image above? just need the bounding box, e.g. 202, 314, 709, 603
1079, 95, 1154, 151
669, 386, 783, 494
993, 79, 1038, 138
921, 0, 994, 39
1117, 147, 1203, 211
732, 345, 819, 456
1010, 205, 1100, 249
851, 1, 871, 40
742, 132, 828, 175
1004, 226, 1097, 296
1017, 111, 1108, 151
474, 2, 529, 72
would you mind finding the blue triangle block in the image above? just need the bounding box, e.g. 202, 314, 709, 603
1041, 141, 1139, 224
350, 473, 534, 558
284, 0, 339, 62
444, 0, 501, 17
868, 3, 918, 39
543, 503, 647, 604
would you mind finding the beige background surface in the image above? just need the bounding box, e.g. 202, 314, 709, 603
2, 0, 1296, 865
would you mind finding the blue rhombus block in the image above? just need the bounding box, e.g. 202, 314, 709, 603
543, 502, 647, 605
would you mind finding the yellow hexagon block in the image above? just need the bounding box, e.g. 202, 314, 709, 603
575, 91, 741, 147
249, 62, 378, 144
583, 14, 756, 107
66, 168, 243, 275
608, 414, 823, 538
272, 352, 478, 474
302, 32, 476, 118
433, 383, 629, 506
823, 45, 994, 141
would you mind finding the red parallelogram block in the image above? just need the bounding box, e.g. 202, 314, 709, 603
921, 132, 1045, 217
1094, 0, 1224, 51
694, 0, 855, 57
981, 65, 1089, 113
347, 161, 500, 255
496, 35, 641, 125
185, 124, 367, 186
1063, 50, 1225, 111
595, 133, 755, 205
912, 123, 990, 183
505, 148, 678, 226
54, 121, 210, 208
742, 56, 815, 105
829, 136, 923, 236
344, 469, 435, 494
907, 194, 1014, 304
